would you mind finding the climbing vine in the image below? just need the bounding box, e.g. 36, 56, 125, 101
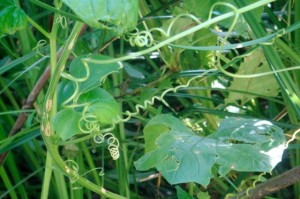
1, 0, 300, 198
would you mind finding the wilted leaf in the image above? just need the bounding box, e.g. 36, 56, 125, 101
225, 49, 280, 105
135, 115, 285, 186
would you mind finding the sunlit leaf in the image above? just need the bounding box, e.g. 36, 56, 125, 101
62, 0, 138, 35
135, 115, 285, 186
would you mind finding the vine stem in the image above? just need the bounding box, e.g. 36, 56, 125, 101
40, 21, 126, 199
84, 0, 274, 64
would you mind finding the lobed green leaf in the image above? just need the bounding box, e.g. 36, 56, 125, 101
135, 115, 286, 186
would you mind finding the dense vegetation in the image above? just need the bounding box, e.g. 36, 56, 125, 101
1, 0, 300, 198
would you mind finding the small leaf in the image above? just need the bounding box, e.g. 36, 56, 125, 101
79, 88, 120, 124
176, 186, 194, 199
69, 54, 121, 93
57, 80, 75, 109
62, 0, 138, 35
124, 63, 145, 79
52, 109, 82, 141
135, 115, 285, 186
197, 191, 210, 199
0, 0, 27, 36
225, 48, 280, 105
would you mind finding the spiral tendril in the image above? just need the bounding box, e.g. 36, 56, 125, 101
56, 15, 67, 29
33, 40, 47, 57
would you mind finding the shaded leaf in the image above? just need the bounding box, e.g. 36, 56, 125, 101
225, 49, 280, 105
52, 109, 82, 141
57, 80, 75, 109
197, 191, 210, 199
79, 88, 121, 124
0, 0, 26, 36
62, 0, 138, 35
69, 54, 121, 93
176, 186, 194, 199
135, 115, 285, 186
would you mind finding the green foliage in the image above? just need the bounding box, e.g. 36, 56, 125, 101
1, 0, 300, 198
183, 0, 264, 38
52, 109, 82, 141
0, 0, 26, 36
69, 54, 121, 93
79, 88, 121, 124
176, 186, 194, 199
62, 0, 138, 35
135, 115, 285, 186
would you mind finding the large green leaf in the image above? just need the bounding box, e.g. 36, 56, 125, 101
78, 88, 121, 124
52, 109, 82, 141
135, 115, 285, 186
0, 0, 26, 36
69, 54, 121, 93
62, 0, 138, 35
225, 49, 280, 105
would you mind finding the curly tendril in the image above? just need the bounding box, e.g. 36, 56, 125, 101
120, 69, 216, 122
60, 60, 90, 107
33, 40, 47, 57
56, 15, 67, 29
93, 133, 120, 160
245, 172, 266, 196
64, 160, 80, 183
64, 159, 105, 189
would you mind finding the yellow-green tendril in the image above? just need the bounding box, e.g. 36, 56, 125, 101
33, 40, 47, 57
94, 133, 120, 160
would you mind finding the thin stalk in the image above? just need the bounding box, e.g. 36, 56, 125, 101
81, 143, 102, 186
294, 0, 300, 88
40, 153, 53, 199
0, 166, 18, 199
28, 0, 82, 22
188, 182, 194, 196
26, 15, 50, 38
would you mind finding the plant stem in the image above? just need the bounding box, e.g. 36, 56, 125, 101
26, 15, 50, 38
41, 153, 53, 199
